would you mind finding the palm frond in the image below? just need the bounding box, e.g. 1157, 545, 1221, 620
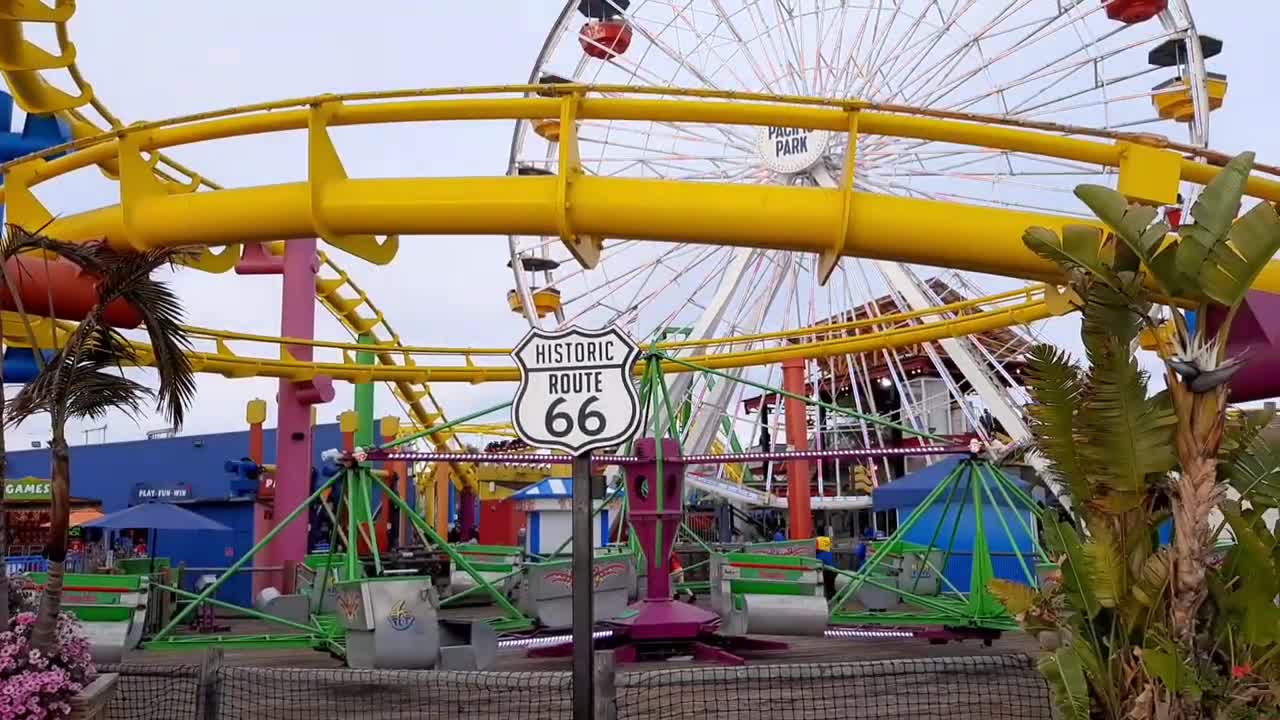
1130, 548, 1171, 610
988, 579, 1038, 617
1082, 523, 1126, 608
1024, 344, 1089, 501
0, 224, 111, 272
85, 248, 196, 427
1224, 437, 1280, 509
63, 371, 153, 421
1079, 283, 1147, 369
1073, 285, 1175, 499
3, 237, 196, 431
1220, 406, 1276, 464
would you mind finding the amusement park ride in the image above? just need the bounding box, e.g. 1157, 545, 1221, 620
3, 0, 1279, 669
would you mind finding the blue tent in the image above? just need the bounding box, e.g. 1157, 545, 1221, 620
872, 458, 1039, 591
872, 457, 1029, 510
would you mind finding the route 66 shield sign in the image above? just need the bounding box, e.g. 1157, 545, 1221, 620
511, 325, 642, 454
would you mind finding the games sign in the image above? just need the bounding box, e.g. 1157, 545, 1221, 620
4, 478, 50, 501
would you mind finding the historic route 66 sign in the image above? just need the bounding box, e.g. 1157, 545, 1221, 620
511, 325, 642, 455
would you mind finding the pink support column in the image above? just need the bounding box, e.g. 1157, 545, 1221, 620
237, 241, 334, 590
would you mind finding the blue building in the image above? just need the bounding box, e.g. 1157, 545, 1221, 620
872, 458, 1039, 592
6, 423, 348, 606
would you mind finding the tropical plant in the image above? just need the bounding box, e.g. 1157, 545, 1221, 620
0, 225, 196, 654
992, 153, 1280, 719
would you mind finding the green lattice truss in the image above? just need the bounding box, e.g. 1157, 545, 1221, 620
141, 349, 1042, 650
827, 459, 1050, 631
144, 429, 536, 653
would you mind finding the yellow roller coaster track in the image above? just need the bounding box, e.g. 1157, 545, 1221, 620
0, 1, 481, 488
2, 284, 1057, 383
4, 86, 1280, 292
6, 5, 1280, 476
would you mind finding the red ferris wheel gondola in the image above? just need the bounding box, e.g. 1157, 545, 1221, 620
579, 19, 633, 59
1104, 0, 1167, 24
577, 0, 632, 59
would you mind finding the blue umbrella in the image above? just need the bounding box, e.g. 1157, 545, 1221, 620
83, 502, 230, 572
83, 502, 231, 532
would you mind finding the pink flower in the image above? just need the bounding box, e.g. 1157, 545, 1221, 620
0, 613, 95, 720
1232, 663, 1253, 679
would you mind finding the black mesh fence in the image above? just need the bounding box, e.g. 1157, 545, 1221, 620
97, 654, 1051, 720
615, 655, 1053, 720
215, 667, 572, 720
95, 663, 201, 720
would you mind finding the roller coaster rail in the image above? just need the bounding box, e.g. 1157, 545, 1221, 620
4, 85, 1280, 300
3, 284, 1055, 384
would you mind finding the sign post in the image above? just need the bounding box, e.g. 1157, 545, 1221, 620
511, 325, 641, 720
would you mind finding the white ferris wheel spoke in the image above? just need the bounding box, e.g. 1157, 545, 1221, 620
510, 0, 1209, 486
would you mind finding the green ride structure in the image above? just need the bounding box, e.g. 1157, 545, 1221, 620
44, 349, 1053, 666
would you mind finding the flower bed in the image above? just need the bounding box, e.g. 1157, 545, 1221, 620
0, 612, 95, 720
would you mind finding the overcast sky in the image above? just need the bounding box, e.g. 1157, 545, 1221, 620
5, 2, 1278, 448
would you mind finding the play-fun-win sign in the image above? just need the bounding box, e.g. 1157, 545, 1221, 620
756, 125, 831, 174
511, 325, 641, 455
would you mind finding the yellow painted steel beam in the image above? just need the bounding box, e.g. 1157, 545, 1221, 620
4, 92, 1280, 296
20, 173, 1280, 296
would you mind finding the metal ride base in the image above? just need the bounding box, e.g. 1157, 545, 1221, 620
526, 436, 794, 666
603, 600, 789, 665
527, 601, 789, 665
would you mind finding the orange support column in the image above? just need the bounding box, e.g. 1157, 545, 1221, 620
782, 358, 813, 539
433, 462, 451, 537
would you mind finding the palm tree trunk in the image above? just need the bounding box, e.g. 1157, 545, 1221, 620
1170, 456, 1220, 644
1168, 382, 1227, 668
30, 431, 70, 653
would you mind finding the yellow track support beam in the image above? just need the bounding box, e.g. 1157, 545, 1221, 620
4, 91, 1280, 297
15, 174, 1279, 296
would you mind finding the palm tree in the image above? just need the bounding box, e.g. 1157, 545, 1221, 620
0, 225, 196, 653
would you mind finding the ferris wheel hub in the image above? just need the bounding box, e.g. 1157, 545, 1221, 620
755, 125, 831, 175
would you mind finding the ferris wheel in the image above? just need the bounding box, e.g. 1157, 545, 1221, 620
505, 0, 1215, 495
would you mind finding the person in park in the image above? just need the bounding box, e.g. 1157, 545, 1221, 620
669, 551, 694, 602
815, 536, 836, 599
853, 527, 875, 570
